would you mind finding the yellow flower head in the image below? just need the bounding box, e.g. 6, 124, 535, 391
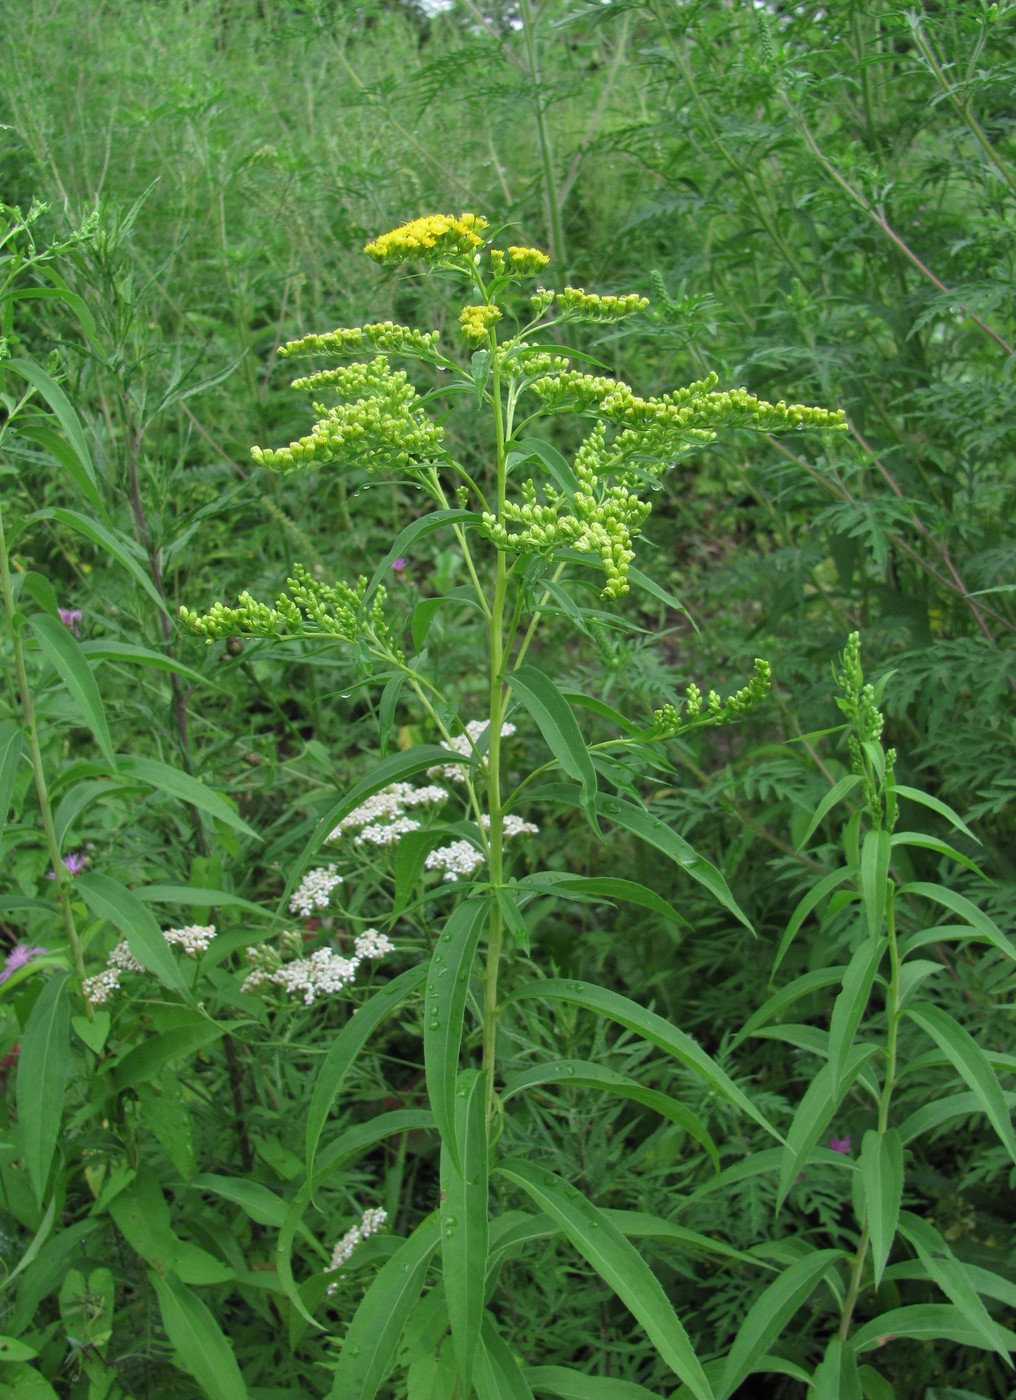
507, 245, 550, 275
458, 303, 503, 345
364, 213, 488, 267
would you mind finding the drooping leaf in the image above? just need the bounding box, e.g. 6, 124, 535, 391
905, 1003, 1016, 1162
76, 873, 187, 994
149, 1271, 249, 1400
29, 614, 117, 767
17, 972, 71, 1202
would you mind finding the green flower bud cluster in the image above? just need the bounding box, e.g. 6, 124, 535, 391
835, 631, 897, 828
598, 379, 846, 436
553, 286, 649, 322
528, 368, 630, 414
181, 567, 402, 658
481, 423, 653, 599
250, 357, 444, 474
499, 347, 571, 383
648, 659, 772, 735
278, 322, 440, 360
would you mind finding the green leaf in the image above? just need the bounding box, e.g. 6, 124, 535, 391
378, 671, 407, 756
852, 1305, 1016, 1354
474, 1318, 535, 1399
898, 883, 1014, 960
890, 832, 985, 879
110, 1170, 231, 1285
502, 1060, 718, 1171
442, 1068, 489, 1391
734, 967, 847, 1047
28, 614, 116, 767
905, 1003, 1016, 1162
523, 1366, 664, 1398
76, 873, 187, 994
305, 964, 427, 1179
517, 872, 689, 932
508, 438, 579, 497
499, 1160, 714, 1400
0, 721, 22, 842
860, 1129, 903, 1289
507, 979, 781, 1141
715, 1249, 844, 1399
775, 866, 856, 974
79, 640, 216, 690
29, 508, 169, 617
828, 937, 885, 1097
859, 828, 891, 937
898, 1089, 1016, 1145
796, 774, 864, 850
326, 1216, 440, 1399
810, 1337, 863, 1400
15, 421, 102, 513
778, 1048, 877, 1208
425, 898, 488, 1171
115, 755, 259, 840
110, 1017, 225, 1092
896, 1212, 1013, 1362
627, 565, 694, 622
594, 795, 752, 932
149, 1271, 249, 1400
16, 972, 70, 1202
510, 665, 597, 814
893, 785, 979, 843
366, 510, 481, 600
5, 359, 99, 504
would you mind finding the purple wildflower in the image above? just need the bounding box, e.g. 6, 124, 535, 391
390, 557, 408, 574
830, 1135, 852, 1155
0, 944, 47, 985
47, 851, 87, 880
58, 608, 83, 636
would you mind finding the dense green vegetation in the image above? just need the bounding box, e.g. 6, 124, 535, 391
1, 1, 1013, 1396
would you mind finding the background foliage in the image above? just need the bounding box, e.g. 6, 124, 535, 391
1, 0, 1013, 1395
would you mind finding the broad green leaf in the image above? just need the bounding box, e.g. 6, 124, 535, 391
774, 866, 856, 974
898, 883, 1014, 961
859, 828, 891, 937
115, 756, 259, 840
474, 1318, 535, 1399
715, 1249, 844, 1399
77, 873, 186, 994
442, 1068, 489, 1390
523, 1366, 661, 1399
500, 1161, 713, 1399
29, 614, 116, 767
810, 1337, 862, 1400
905, 1003, 1016, 1162
778, 1048, 877, 1208
16, 972, 70, 1202
29, 508, 169, 617
828, 937, 885, 1097
425, 898, 488, 1170
149, 1271, 249, 1400
860, 1129, 903, 1289
326, 1216, 440, 1399
594, 795, 752, 932
305, 964, 427, 1178
852, 1305, 1016, 1354
734, 967, 847, 1047
15, 420, 102, 513
502, 1060, 718, 1171
112, 1016, 224, 1092
517, 872, 689, 931
109, 1169, 231, 1285
0, 722, 22, 842
5, 358, 99, 501
507, 979, 781, 1141
411, 587, 484, 654
897, 1211, 1013, 1362
510, 665, 597, 811
795, 774, 863, 850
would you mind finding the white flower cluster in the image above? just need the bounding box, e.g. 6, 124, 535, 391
289, 864, 343, 917
424, 812, 540, 882
327, 782, 447, 848
83, 925, 218, 1005
325, 1206, 388, 1293
427, 720, 516, 781
241, 928, 395, 1006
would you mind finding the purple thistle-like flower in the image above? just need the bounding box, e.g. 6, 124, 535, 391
0, 944, 47, 985
58, 608, 83, 635
63, 852, 87, 875
830, 1135, 852, 1155
390, 557, 408, 573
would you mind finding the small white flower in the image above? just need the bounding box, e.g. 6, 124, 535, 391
325, 1207, 389, 1292
272, 949, 359, 1005
425, 838, 485, 881
354, 928, 395, 959
83, 968, 121, 1005
290, 864, 343, 918
328, 783, 447, 842
107, 941, 144, 973
163, 924, 216, 955
354, 816, 421, 848
427, 721, 516, 781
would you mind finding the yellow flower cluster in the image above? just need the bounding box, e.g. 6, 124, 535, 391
507, 245, 550, 274
459, 303, 503, 345
364, 213, 488, 267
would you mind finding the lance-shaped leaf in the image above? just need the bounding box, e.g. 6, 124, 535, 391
897, 1211, 1014, 1362
859, 828, 891, 938
0, 722, 22, 843
859, 1129, 903, 1289
522, 1366, 662, 1399
326, 1215, 440, 1399
473, 1317, 535, 1399
115, 756, 259, 840
77, 873, 186, 994
441, 1068, 490, 1391
828, 937, 885, 1098
510, 665, 597, 815
29, 614, 116, 768
906, 1003, 1016, 1163
149, 1271, 249, 1400
425, 898, 488, 1171
499, 1160, 714, 1400
17, 972, 71, 1202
